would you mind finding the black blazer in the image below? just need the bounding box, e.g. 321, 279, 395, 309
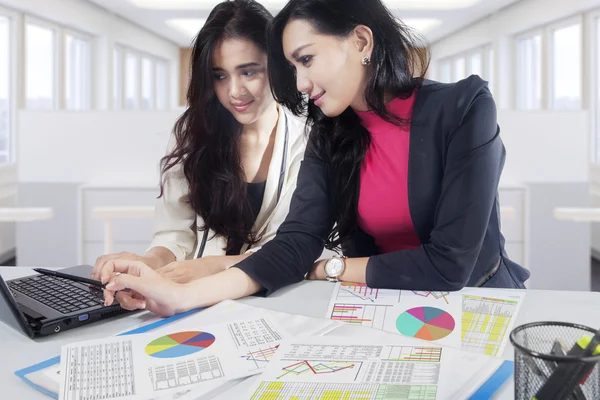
235, 75, 531, 295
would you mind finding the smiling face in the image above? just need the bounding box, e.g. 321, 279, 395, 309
282, 19, 373, 116
212, 38, 275, 125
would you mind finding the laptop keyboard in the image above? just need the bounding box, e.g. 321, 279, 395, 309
8, 275, 106, 315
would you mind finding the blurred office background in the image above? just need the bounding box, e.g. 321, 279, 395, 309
0, 0, 598, 291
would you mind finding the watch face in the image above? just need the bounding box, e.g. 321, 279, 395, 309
326, 258, 344, 277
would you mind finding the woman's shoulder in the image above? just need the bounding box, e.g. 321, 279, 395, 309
421, 75, 493, 107
418, 75, 495, 124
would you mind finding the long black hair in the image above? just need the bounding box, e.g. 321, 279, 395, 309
160, 0, 273, 251
268, 0, 430, 251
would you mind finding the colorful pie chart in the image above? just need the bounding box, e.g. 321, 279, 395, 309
145, 331, 215, 359
396, 307, 455, 341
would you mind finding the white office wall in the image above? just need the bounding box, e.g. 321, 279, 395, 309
431, 0, 598, 56
17, 109, 589, 185
431, 0, 600, 59
17, 110, 182, 184
499, 111, 589, 183
0, 0, 180, 109
429, 0, 598, 110
0, 163, 16, 261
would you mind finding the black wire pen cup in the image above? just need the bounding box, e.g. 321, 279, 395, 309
509, 322, 600, 400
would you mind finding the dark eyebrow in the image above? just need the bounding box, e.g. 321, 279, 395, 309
212, 62, 261, 72
235, 62, 260, 69
291, 43, 315, 60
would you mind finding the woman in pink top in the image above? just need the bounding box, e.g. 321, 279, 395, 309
99, 0, 530, 317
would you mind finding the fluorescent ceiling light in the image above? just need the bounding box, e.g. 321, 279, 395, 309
386, 0, 480, 9
401, 18, 442, 33
127, 0, 479, 10
165, 18, 206, 38
126, 0, 218, 9
126, 0, 284, 9
165, 16, 441, 39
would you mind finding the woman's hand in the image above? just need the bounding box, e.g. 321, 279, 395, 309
157, 255, 252, 284
92, 252, 167, 280
101, 259, 191, 317
156, 256, 226, 283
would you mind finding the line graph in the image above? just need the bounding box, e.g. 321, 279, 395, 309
277, 361, 356, 379
337, 282, 401, 303
411, 291, 450, 304
240, 345, 280, 370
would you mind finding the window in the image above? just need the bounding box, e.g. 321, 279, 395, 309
26, 23, 56, 110
438, 59, 451, 83
468, 51, 482, 77
0, 16, 10, 163
141, 57, 154, 109
156, 60, 168, 110
550, 23, 581, 110
453, 56, 466, 81
516, 33, 542, 110
65, 33, 91, 110
117, 46, 169, 110
485, 46, 494, 93
125, 51, 139, 109
113, 47, 123, 109
596, 17, 600, 162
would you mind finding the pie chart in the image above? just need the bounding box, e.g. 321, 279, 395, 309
396, 307, 455, 341
145, 331, 216, 359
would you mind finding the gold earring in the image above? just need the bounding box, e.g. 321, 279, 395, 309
361, 56, 371, 66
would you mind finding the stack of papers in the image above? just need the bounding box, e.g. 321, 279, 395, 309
23, 300, 341, 399
241, 335, 504, 400
325, 283, 524, 357
18, 284, 523, 400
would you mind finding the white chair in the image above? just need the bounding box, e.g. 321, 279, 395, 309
0, 207, 53, 222
91, 206, 155, 254
553, 208, 600, 222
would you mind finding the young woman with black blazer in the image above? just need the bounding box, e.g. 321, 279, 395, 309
98, 0, 530, 317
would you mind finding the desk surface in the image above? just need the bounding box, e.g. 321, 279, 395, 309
2, 267, 599, 400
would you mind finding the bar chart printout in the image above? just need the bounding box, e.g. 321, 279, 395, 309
330, 303, 391, 330
383, 346, 443, 363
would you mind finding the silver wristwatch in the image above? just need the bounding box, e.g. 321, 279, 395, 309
324, 255, 347, 282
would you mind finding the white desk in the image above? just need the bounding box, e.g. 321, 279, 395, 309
0, 208, 53, 222
1, 267, 599, 399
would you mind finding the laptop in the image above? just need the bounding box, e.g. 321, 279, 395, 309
0, 265, 129, 338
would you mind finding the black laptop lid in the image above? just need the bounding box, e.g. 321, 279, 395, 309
0, 274, 34, 338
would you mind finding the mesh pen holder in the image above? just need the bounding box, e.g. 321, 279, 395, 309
510, 322, 600, 400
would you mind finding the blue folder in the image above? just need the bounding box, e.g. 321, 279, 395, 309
469, 360, 514, 399
14, 309, 203, 399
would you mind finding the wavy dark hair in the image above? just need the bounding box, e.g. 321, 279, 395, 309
268, 0, 430, 251
159, 0, 273, 252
